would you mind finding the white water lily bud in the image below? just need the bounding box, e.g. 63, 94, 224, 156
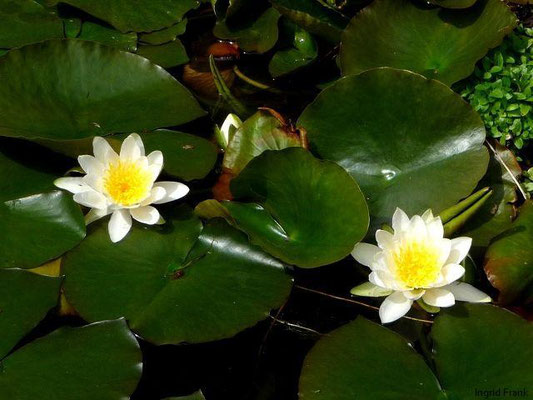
55, 134, 189, 243
351, 208, 491, 324
215, 113, 242, 150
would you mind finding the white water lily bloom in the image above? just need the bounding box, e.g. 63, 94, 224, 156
54, 133, 189, 243
351, 208, 491, 324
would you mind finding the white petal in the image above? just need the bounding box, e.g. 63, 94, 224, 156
445, 282, 491, 303
130, 206, 160, 225
82, 173, 104, 192
77, 155, 104, 175
440, 263, 465, 285
447, 237, 472, 265
421, 209, 434, 223
147, 150, 163, 167
408, 215, 427, 238
93, 136, 118, 164
84, 207, 110, 225
403, 289, 426, 300
392, 208, 409, 233
375, 229, 394, 249
426, 217, 444, 239
120, 133, 143, 160
351, 243, 380, 268
423, 288, 455, 307
141, 186, 167, 206
73, 190, 107, 210
54, 177, 91, 194
379, 291, 413, 324
436, 238, 452, 267
152, 181, 189, 204
369, 271, 387, 288
108, 210, 132, 243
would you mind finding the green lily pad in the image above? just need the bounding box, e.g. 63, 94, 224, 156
0, 0, 63, 48
269, 19, 318, 78
218, 148, 369, 268
340, 0, 517, 85
0, 39, 205, 140
299, 304, 532, 400
223, 110, 303, 177
54, 0, 199, 33
62, 207, 292, 344
460, 142, 520, 257
78, 22, 137, 52
271, 0, 348, 43
139, 19, 187, 45
213, 8, 281, 53
484, 201, 533, 304
137, 40, 189, 68
0, 319, 142, 400
298, 68, 488, 227
432, 304, 533, 398
0, 191, 86, 269
0, 269, 61, 358
299, 317, 442, 399
428, 0, 477, 8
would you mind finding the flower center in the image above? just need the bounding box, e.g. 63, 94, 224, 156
392, 241, 441, 289
103, 160, 152, 206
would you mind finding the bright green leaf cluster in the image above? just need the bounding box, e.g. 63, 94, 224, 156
460, 25, 533, 151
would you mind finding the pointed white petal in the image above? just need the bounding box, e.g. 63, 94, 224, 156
392, 208, 409, 233
441, 263, 465, 285
84, 207, 110, 225
153, 181, 189, 204
54, 177, 91, 194
147, 150, 163, 167
77, 155, 104, 175
426, 217, 444, 239
408, 215, 427, 238
423, 288, 455, 307
421, 209, 434, 223
82, 173, 104, 192
445, 282, 491, 303
351, 243, 380, 268
403, 289, 425, 300
141, 186, 167, 206
369, 271, 387, 288
108, 210, 132, 243
120, 133, 143, 160
130, 206, 160, 225
436, 238, 452, 267
73, 190, 107, 209
92, 136, 118, 164
447, 237, 472, 264
379, 291, 413, 324
130, 133, 145, 156
375, 229, 394, 249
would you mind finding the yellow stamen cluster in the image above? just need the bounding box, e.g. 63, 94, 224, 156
392, 241, 441, 288
103, 161, 152, 206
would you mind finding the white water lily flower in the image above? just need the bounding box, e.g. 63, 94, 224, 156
351, 208, 491, 324
54, 133, 189, 243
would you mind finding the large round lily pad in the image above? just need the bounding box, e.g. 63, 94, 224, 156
0, 269, 61, 359
340, 0, 517, 85
62, 207, 293, 344
298, 68, 488, 226
484, 201, 533, 304
0, 319, 142, 400
299, 304, 532, 400
224, 148, 369, 268
55, 0, 198, 33
0, 39, 205, 140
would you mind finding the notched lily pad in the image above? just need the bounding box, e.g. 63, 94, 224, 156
0, 319, 142, 400
62, 207, 293, 344
0, 39, 205, 140
298, 68, 489, 227
340, 0, 517, 85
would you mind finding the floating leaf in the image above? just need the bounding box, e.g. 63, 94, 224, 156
298, 68, 488, 227
428, 0, 477, 8
78, 22, 137, 52
137, 40, 189, 68
269, 19, 318, 78
62, 207, 292, 344
299, 304, 532, 400
271, 0, 348, 42
213, 8, 281, 53
0, 39, 205, 140
213, 148, 369, 268
0, 269, 61, 358
139, 19, 188, 45
340, 0, 517, 85
54, 0, 199, 33
0, 0, 63, 48
0, 319, 142, 400
484, 201, 533, 304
